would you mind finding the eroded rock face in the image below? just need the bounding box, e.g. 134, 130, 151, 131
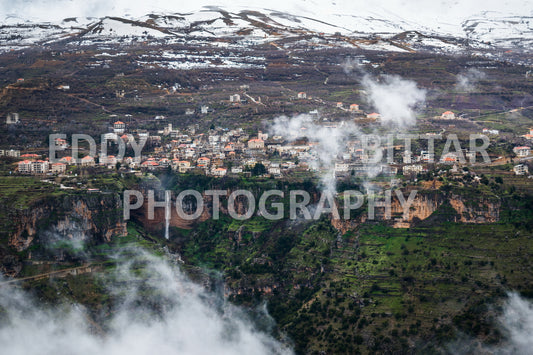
9, 194, 127, 252
131, 186, 501, 236
331, 190, 501, 233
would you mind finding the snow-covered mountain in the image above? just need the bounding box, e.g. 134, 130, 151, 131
0, 6, 531, 62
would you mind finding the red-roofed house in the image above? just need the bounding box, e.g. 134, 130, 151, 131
59, 156, 75, 165
141, 160, 159, 170
197, 157, 211, 168
80, 156, 95, 167
20, 153, 40, 160
174, 160, 191, 173
224, 142, 235, 152
17, 160, 32, 174
31, 160, 49, 174
54, 138, 68, 150
212, 167, 227, 177
100, 155, 117, 167
248, 138, 264, 149
114, 121, 126, 134
441, 153, 458, 164
513, 146, 531, 157
51, 163, 66, 174
522, 128, 533, 140
441, 111, 455, 120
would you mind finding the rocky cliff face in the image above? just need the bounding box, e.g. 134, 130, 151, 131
9, 193, 127, 252
131, 186, 502, 236
332, 190, 501, 234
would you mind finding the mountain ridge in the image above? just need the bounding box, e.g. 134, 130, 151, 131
0, 7, 531, 66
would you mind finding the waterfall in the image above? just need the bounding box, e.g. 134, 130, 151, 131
164, 217, 170, 240
164, 190, 170, 240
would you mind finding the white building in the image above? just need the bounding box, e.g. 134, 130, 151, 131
80, 156, 95, 167
482, 128, 499, 135
258, 131, 269, 141
514, 164, 529, 175
403, 164, 424, 175
421, 150, 435, 163
334, 162, 350, 172
268, 166, 281, 175
113, 121, 126, 134
212, 167, 227, 177
248, 138, 265, 149
513, 146, 531, 157
297, 92, 307, 99
0, 149, 20, 157
51, 163, 66, 174
17, 160, 32, 174
402, 151, 412, 164
6, 113, 19, 124
230, 94, 241, 102
31, 160, 49, 174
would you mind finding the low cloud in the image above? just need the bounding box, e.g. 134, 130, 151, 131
362, 74, 426, 127
447, 291, 533, 354
0, 248, 292, 355
269, 114, 359, 193
455, 68, 486, 92
497, 291, 533, 353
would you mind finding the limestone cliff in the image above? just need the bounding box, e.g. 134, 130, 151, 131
331, 189, 501, 234
9, 193, 127, 252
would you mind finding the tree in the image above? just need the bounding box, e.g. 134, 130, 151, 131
251, 162, 266, 176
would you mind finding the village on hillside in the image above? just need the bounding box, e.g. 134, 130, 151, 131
4, 95, 533, 190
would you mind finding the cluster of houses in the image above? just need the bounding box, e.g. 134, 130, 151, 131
16, 155, 97, 175
18, 159, 66, 174
6, 113, 533, 180
136, 127, 285, 177
96, 120, 530, 179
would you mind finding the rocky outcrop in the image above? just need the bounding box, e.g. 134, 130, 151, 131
130, 185, 501, 236
332, 189, 501, 233
9, 193, 127, 252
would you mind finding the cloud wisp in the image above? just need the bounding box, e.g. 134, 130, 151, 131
447, 291, 533, 354
268, 67, 426, 193
362, 74, 427, 128
455, 68, 486, 92
0, 248, 293, 355
268, 114, 359, 193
